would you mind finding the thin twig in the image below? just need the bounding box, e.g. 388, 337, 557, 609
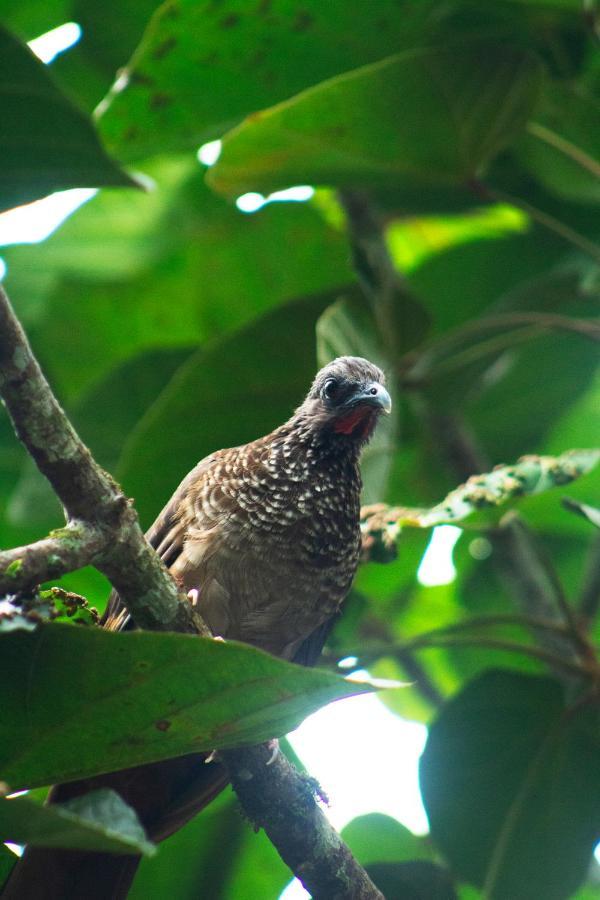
526, 121, 600, 181
484, 186, 600, 264
0, 524, 103, 594
403, 635, 591, 680
578, 531, 600, 628
408, 612, 576, 641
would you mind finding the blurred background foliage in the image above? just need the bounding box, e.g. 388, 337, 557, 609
0, 0, 599, 898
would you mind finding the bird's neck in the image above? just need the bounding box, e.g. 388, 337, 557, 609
270, 413, 364, 471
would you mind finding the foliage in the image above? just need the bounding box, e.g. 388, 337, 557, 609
0, 1, 599, 898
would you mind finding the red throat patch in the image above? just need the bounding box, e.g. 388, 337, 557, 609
333, 407, 376, 437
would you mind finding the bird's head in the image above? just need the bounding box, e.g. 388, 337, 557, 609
299, 356, 391, 445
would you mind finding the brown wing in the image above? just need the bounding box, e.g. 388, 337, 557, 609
101, 452, 220, 632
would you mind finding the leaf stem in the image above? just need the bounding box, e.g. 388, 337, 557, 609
484, 185, 600, 265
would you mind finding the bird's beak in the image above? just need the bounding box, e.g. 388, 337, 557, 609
349, 383, 392, 415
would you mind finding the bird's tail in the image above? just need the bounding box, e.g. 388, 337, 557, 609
2, 753, 230, 900
3, 585, 230, 900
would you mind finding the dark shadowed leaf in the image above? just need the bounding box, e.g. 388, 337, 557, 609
130, 789, 291, 900
0, 25, 135, 212
341, 812, 433, 864
0, 624, 378, 789
208, 41, 542, 197
366, 861, 458, 900
0, 789, 154, 855
420, 669, 600, 900
0, 844, 16, 890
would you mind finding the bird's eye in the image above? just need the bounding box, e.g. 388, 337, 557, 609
323, 378, 339, 401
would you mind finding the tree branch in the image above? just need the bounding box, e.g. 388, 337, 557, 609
0, 524, 103, 594
225, 743, 384, 900
0, 284, 206, 635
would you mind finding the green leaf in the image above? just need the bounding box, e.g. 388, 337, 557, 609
100, 0, 427, 159
420, 669, 600, 900
365, 861, 458, 900
0, 789, 154, 855
0, 623, 378, 789
208, 41, 542, 197
130, 790, 292, 900
341, 813, 433, 865
517, 83, 600, 206
0, 25, 136, 212
4, 160, 352, 405
0, 843, 16, 890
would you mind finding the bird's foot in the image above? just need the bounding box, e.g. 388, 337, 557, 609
265, 739, 280, 766
187, 588, 200, 607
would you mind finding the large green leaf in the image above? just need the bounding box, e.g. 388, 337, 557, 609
341, 813, 433, 865
366, 861, 458, 900
0, 25, 135, 212
420, 669, 600, 900
0, 789, 154, 855
517, 82, 600, 206
0, 623, 377, 789
4, 160, 352, 405
0, 844, 16, 890
208, 41, 542, 197
99, 0, 428, 159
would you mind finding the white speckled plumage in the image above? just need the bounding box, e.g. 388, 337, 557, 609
104, 357, 390, 662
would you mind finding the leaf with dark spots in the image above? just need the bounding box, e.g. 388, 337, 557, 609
150, 93, 174, 110
220, 13, 240, 28
209, 41, 542, 197
100, 0, 432, 160
293, 10, 314, 32
0, 624, 383, 789
152, 36, 178, 61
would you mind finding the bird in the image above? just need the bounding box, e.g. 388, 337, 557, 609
3, 356, 391, 900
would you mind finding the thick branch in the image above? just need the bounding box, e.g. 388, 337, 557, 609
225, 744, 384, 900
0, 284, 205, 635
